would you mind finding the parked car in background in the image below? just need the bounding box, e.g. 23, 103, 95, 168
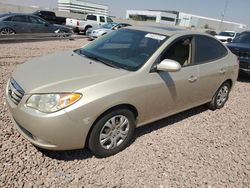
6, 27, 238, 157
87, 22, 131, 40
227, 31, 250, 76
33, 10, 66, 25
0, 13, 72, 35
205, 30, 217, 36
215, 31, 238, 43
66, 14, 113, 34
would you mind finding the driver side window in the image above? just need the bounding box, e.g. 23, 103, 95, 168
161, 37, 193, 67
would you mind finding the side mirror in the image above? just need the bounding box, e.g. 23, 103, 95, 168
44, 23, 50, 27
227, 38, 232, 43
156, 59, 181, 72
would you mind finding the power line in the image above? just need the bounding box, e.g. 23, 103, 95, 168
219, 0, 229, 31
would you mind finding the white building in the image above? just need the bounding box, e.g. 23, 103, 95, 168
126, 10, 247, 31
178, 12, 247, 31
126, 10, 177, 26
58, 0, 109, 15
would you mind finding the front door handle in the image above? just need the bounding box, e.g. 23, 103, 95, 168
188, 75, 197, 83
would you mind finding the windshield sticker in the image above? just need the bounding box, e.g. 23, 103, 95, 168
145, 33, 166, 40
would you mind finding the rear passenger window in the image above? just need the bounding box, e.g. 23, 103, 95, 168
195, 35, 227, 64
86, 15, 97, 21
12, 15, 28, 23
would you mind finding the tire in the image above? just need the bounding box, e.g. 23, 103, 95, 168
57, 30, 66, 38
0, 27, 16, 35
73, 27, 80, 34
88, 108, 135, 158
84, 26, 92, 35
207, 82, 231, 110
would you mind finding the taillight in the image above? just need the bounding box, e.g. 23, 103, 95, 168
77, 21, 79, 26
237, 57, 240, 64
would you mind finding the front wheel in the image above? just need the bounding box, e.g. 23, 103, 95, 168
207, 82, 231, 110
88, 108, 135, 158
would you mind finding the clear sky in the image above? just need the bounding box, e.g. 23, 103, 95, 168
1, 0, 249, 27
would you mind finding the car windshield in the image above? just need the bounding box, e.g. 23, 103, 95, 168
219, 32, 235, 37
79, 29, 168, 71
232, 32, 250, 44
102, 22, 117, 29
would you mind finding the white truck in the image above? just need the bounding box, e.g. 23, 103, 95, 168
66, 14, 113, 34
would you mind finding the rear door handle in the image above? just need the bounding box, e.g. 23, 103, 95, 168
188, 75, 197, 83
219, 69, 226, 74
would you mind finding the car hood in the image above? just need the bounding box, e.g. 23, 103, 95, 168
227, 42, 250, 51
215, 35, 232, 40
93, 28, 111, 33
12, 51, 129, 93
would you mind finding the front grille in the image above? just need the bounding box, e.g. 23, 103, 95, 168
239, 61, 250, 70
230, 48, 250, 59
8, 78, 25, 105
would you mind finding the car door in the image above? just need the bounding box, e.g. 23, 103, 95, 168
28, 16, 54, 33
11, 15, 31, 33
141, 36, 200, 122
194, 35, 228, 103
99, 16, 106, 26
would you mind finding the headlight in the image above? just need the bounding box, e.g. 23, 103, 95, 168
26, 93, 82, 113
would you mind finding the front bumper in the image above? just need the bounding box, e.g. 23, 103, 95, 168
5, 81, 92, 150
89, 32, 101, 39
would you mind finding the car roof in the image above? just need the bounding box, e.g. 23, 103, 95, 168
0, 12, 37, 17
126, 26, 189, 36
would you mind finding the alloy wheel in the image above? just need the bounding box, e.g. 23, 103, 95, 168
216, 85, 229, 106
99, 115, 130, 150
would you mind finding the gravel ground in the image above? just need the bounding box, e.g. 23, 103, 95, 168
0, 39, 250, 188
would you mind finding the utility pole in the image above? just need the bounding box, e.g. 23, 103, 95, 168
219, 0, 229, 31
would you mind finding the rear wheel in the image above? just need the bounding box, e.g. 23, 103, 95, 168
0, 27, 16, 35
57, 30, 69, 38
207, 82, 231, 110
88, 108, 135, 158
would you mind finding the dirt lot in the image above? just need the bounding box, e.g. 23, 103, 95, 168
0, 39, 250, 188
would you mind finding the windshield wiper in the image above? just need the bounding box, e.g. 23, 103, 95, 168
79, 49, 131, 71
94, 57, 120, 69
83, 53, 121, 69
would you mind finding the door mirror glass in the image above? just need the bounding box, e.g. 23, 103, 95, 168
157, 59, 181, 72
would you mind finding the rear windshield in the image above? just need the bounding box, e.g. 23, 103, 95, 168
0, 13, 11, 19
219, 32, 235, 37
102, 22, 117, 29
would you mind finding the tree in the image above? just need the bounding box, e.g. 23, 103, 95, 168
204, 24, 209, 29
